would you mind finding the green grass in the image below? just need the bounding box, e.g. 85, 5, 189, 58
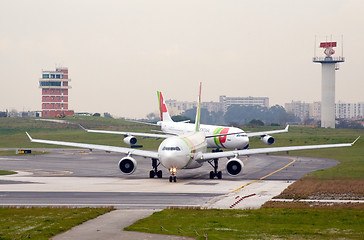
0, 207, 114, 240
0, 116, 162, 149
247, 126, 364, 180
126, 208, 364, 239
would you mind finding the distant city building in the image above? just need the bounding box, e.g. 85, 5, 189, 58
165, 100, 197, 116
165, 95, 268, 115
219, 96, 269, 112
4, 110, 40, 118
309, 101, 321, 121
202, 101, 224, 113
285, 100, 364, 122
39, 67, 74, 117
336, 101, 364, 119
285, 101, 310, 122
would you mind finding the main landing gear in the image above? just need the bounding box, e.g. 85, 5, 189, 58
169, 168, 177, 182
208, 149, 223, 179
149, 158, 162, 179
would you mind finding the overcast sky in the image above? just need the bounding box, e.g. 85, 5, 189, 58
1, 0, 363, 118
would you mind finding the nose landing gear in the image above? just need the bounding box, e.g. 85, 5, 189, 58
169, 168, 177, 182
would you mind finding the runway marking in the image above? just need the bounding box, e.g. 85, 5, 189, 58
18, 169, 74, 176
230, 193, 256, 208
0, 158, 27, 161
232, 156, 296, 193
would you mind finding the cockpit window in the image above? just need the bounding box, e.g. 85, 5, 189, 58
162, 146, 181, 151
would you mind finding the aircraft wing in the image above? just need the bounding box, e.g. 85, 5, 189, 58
25, 132, 159, 159
245, 125, 289, 137
124, 119, 160, 126
79, 124, 171, 139
198, 136, 359, 162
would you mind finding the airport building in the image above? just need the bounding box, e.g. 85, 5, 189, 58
39, 67, 74, 117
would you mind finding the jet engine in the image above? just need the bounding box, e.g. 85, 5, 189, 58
226, 158, 244, 176
261, 135, 275, 145
118, 157, 137, 174
123, 136, 137, 146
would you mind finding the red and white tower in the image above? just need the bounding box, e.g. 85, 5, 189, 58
39, 67, 74, 117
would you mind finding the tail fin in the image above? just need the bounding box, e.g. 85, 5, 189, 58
157, 91, 173, 122
194, 82, 202, 132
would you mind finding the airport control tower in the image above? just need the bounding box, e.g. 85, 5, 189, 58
313, 37, 344, 128
39, 67, 74, 117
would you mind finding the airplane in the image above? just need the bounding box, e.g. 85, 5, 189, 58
79, 90, 289, 151
155, 90, 289, 150
26, 83, 359, 182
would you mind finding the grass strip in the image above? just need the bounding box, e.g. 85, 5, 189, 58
0, 207, 114, 240
125, 208, 364, 240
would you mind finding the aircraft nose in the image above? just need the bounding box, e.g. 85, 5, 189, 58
159, 151, 189, 169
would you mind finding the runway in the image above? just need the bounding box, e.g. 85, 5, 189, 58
0, 148, 338, 209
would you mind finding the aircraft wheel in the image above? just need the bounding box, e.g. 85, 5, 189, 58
173, 176, 177, 182
157, 170, 162, 178
217, 171, 222, 179
149, 170, 155, 178
209, 171, 215, 179
169, 176, 173, 182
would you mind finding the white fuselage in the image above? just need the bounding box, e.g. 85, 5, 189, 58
158, 121, 249, 150
158, 131, 207, 170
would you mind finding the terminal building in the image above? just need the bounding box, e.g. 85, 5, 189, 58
39, 67, 74, 117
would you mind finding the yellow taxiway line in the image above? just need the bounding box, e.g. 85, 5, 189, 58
232, 156, 296, 193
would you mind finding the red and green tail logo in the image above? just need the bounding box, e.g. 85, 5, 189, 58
157, 91, 168, 121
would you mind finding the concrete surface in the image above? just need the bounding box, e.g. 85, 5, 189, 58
51, 209, 193, 240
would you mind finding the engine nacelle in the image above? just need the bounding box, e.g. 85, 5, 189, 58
226, 158, 244, 176
261, 135, 275, 145
118, 157, 137, 174
123, 136, 137, 146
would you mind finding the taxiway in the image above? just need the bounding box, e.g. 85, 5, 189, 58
0, 148, 338, 209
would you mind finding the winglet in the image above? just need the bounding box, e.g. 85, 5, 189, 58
25, 132, 33, 142
78, 124, 87, 132
352, 136, 360, 146
285, 125, 289, 132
